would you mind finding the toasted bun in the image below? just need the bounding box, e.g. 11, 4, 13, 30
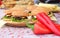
29, 6, 51, 16
4, 6, 29, 17
5, 21, 26, 27
27, 5, 37, 11
12, 11, 29, 17
3, 19, 26, 27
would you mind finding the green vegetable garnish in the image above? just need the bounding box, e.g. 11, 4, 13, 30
33, 18, 36, 20
3, 16, 28, 22
26, 23, 34, 30
3, 16, 10, 19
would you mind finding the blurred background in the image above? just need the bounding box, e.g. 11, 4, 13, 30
0, 0, 60, 8
34, 0, 60, 4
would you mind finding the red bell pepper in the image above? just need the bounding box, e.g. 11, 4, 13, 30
34, 21, 52, 34
34, 21, 60, 35
40, 12, 60, 35
36, 12, 60, 35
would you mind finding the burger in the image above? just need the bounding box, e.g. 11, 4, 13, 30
3, 5, 58, 27
3, 6, 29, 27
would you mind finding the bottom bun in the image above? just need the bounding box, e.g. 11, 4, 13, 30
5, 21, 26, 27
3, 19, 26, 27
